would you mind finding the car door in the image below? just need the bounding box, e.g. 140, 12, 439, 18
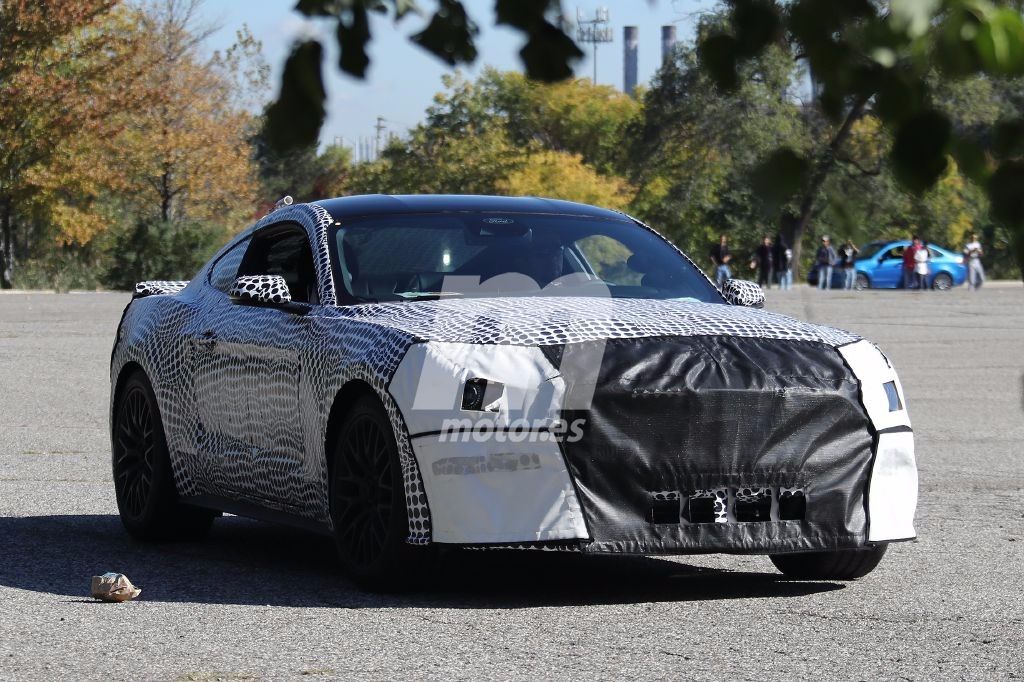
192, 224, 319, 507
872, 245, 905, 288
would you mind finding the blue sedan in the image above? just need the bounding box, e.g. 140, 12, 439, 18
809, 240, 967, 290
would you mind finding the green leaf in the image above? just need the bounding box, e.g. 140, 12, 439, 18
890, 0, 941, 39
993, 118, 1024, 160
891, 110, 951, 194
265, 40, 327, 154
495, 0, 553, 29
336, 2, 372, 77
975, 8, 1024, 75
410, 0, 478, 66
295, 0, 334, 17
751, 148, 810, 210
952, 136, 991, 185
392, 0, 419, 19
731, 0, 782, 58
989, 161, 1024, 226
519, 22, 583, 82
495, 0, 581, 82
698, 33, 739, 91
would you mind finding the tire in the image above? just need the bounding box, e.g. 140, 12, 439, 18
770, 544, 887, 580
112, 370, 217, 540
932, 272, 953, 290
329, 394, 428, 591
854, 273, 870, 291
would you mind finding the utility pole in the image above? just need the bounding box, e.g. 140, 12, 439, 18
374, 116, 386, 160
576, 7, 613, 85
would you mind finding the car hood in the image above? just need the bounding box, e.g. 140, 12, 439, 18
330, 296, 859, 348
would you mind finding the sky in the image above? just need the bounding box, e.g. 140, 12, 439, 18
201, 0, 716, 147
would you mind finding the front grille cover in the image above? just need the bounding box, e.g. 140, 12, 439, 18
553, 335, 874, 554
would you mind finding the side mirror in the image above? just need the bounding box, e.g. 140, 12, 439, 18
721, 278, 765, 308
230, 275, 292, 307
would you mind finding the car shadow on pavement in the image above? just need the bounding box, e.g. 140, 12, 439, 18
0, 514, 843, 608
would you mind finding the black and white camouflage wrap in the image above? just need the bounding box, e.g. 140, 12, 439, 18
135, 280, 189, 297
111, 198, 916, 550
229, 275, 292, 305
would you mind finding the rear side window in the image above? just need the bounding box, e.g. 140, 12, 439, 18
209, 238, 250, 293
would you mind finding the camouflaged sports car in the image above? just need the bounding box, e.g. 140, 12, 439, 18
110, 195, 917, 589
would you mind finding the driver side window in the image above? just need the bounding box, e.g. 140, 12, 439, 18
239, 227, 319, 304
884, 246, 905, 260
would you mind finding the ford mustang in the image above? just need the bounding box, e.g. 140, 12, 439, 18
110, 195, 917, 589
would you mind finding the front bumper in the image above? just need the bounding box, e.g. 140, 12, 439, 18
389, 335, 917, 553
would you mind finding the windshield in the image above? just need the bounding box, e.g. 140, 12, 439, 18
329, 212, 723, 304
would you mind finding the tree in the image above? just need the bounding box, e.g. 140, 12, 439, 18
15, 0, 268, 289
498, 150, 634, 208
346, 70, 637, 207
0, 0, 132, 287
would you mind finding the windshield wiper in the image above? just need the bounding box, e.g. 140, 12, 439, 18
394, 291, 465, 300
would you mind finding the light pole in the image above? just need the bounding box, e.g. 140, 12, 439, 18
576, 6, 613, 85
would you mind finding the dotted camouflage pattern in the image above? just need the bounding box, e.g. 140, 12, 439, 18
229, 275, 291, 305
135, 280, 189, 297
112, 200, 860, 547
721, 279, 766, 307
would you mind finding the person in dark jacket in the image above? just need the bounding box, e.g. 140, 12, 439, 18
753, 235, 774, 289
816, 235, 837, 290
772, 232, 791, 290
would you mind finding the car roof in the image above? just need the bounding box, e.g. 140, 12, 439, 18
869, 239, 953, 254
317, 194, 629, 222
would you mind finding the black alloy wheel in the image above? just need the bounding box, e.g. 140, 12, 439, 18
113, 382, 158, 520
112, 370, 216, 540
330, 395, 426, 590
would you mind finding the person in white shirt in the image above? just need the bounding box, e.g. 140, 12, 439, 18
963, 233, 985, 290
914, 242, 931, 291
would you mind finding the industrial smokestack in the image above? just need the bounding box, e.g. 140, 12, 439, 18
623, 26, 638, 98
661, 25, 677, 64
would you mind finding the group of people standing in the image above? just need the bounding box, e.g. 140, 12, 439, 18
899, 236, 933, 290
813, 236, 860, 290
711, 231, 988, 292
709, 234, 793, 290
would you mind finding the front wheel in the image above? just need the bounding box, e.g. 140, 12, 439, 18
329, 395, 429, 590
112, 370, 217, 540
770, 544, 887, 580
932, 272, 953, 290
854, 273, 870, 291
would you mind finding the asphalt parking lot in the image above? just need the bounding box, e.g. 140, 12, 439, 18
1, 285, 1022, 680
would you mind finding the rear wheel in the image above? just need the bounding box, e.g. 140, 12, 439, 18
329, 395, 427, 590
932, 272, 953, 290
770, 544, 887, 580
854, 273, 870, 291
112, 370, 216, 540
